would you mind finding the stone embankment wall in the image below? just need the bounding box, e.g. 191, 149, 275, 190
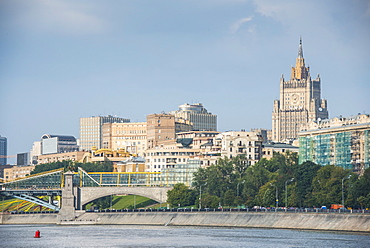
1, 212, 370, 232
76, 212, 370, 232
0, 213, 58, 224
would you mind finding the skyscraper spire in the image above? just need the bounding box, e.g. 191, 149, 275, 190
298, 36, 303, 58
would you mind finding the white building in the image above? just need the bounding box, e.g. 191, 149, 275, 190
170, 103, 217, 131
214, 131, 263, 165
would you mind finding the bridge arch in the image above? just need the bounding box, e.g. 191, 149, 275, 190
78, 187, 171, 208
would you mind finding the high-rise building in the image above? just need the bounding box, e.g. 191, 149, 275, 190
30, 141, 41, 165
0, 135, 7, 165
17, 152, 29, 166
41, 134, 79, 155
170, 103, 217, 131
272, 39, 329, 142
79, 115, 130, 151
299, 114, 370, 174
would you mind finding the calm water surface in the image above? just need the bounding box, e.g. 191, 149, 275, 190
0, 225, 369, 248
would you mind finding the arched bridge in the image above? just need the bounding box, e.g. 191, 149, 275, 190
0, 168, 173, 214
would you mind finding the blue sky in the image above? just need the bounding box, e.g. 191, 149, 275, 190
1, 0, 369, 164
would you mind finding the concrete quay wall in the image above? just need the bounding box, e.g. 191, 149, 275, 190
0, 213, 58, 224
78, 212, 370, 232
1, 212, 370, 232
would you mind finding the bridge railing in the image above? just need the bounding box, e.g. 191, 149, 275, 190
77, 167, 162, 187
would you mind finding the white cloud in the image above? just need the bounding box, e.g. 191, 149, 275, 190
15, 0, 106, 35
230, 16, 253, 34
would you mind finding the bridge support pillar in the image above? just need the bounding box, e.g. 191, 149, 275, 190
58, 171, 76, 222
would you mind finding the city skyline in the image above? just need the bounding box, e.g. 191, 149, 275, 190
1, 0, 369, 163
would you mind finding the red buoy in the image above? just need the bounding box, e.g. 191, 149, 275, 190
34, 230, 41, 238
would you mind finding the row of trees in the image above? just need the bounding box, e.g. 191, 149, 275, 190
167, 152, 370, 209
30, 160, 113, 175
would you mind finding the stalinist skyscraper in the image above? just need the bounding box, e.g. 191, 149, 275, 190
272, 39, 329, 142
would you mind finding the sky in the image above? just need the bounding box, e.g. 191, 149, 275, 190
1, 0, 369, 164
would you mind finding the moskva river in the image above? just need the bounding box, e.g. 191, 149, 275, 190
0, 225, 369, 247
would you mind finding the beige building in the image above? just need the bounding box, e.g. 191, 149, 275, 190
102, 122, 147, 157
79, 115, 130, 151
170, 103, 217, 131
3, 165, 35, 182
272, 39, 329, 142
262, 143, 299, 160
146, 113, 192, 149
176, 131, 220, 149
114, 157, 146, 172
37, 151, 86, 165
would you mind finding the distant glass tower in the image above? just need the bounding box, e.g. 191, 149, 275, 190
0, 135, 7, 165
80, 115, 130, 151
272, 39, 329, 142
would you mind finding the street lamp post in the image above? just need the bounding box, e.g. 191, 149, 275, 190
270, 183, 278, 208
342, 175, 351, 208
237, 180, 245, 196
199, 182, 207, 209
285, 178, 294, 209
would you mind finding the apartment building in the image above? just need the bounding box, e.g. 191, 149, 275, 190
299, 114, 370, 174
102, 122, 147, 157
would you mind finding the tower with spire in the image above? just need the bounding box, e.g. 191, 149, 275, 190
272, 38, 329, 142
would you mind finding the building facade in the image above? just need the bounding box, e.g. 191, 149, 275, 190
214, 131, 263, 165
262, 143, 299, 160
102, 122, 147, 156
146, 113, 192, 149
17, 153, 29, 166
115, 157, 146, 172
299, 114, 370, 174
41, 134, 79, 155
3, 165, 35, 182
0, 135, 7, 165
272, 39, 329, 142
30, 141, 41, 165
79, 115, 130, 151
37, 151, 86, 165
170, 103, 217, 131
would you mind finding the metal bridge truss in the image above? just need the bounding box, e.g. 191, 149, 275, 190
0, 169, 64, 211
0, 168, 64, 189
7, 192, 60, 211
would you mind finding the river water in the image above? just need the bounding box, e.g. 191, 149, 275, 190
0, 225, 369, 248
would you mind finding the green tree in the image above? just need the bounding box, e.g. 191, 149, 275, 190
167, 183, 196, 208
30, 161, 114, 175
311, 165, 352, 207
196, 193, 220, 208
242, 163, 271, 207
291, 161, 321, 207
352, 167, 370, 208
222, 189, 235, 207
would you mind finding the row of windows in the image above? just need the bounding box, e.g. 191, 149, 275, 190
148, 158, 188, 163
